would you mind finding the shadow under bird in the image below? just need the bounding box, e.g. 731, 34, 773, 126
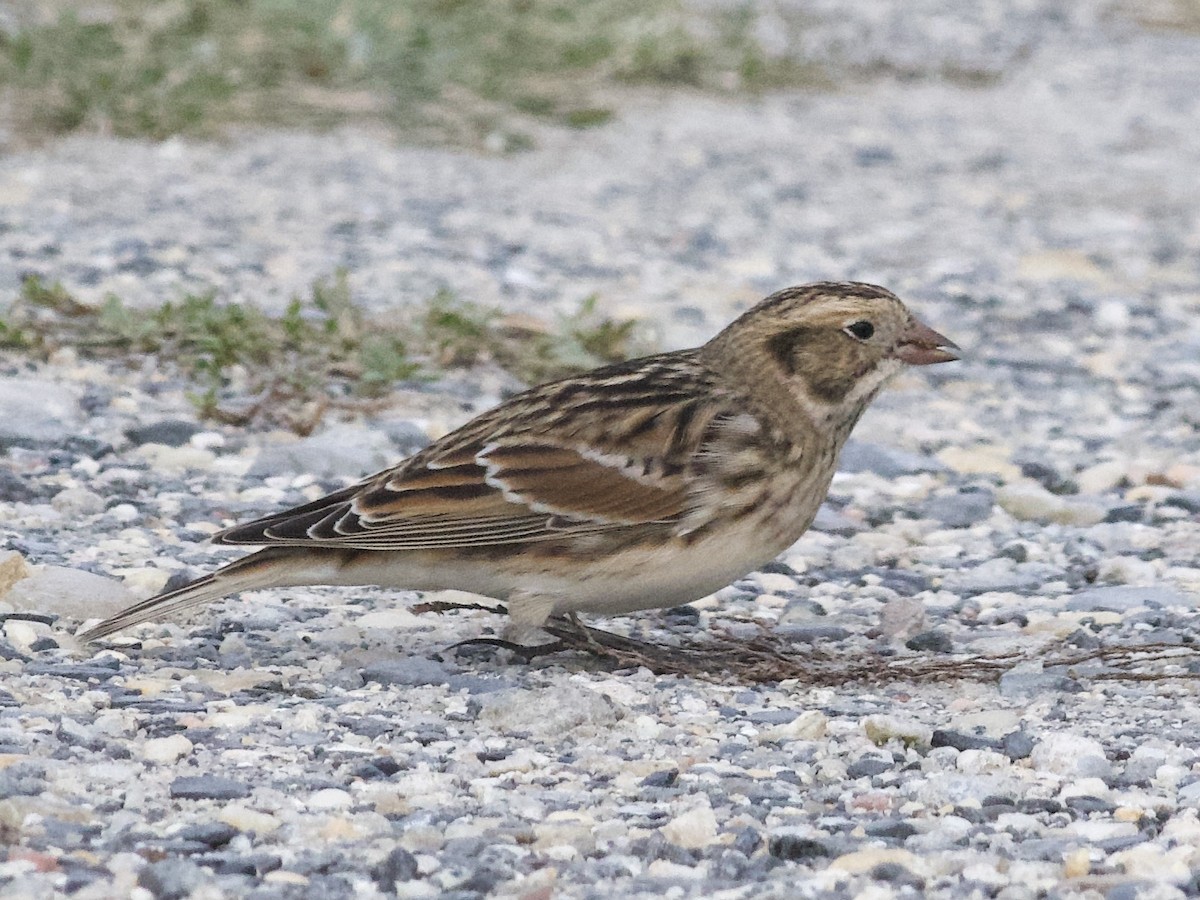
80, 281, 959, 642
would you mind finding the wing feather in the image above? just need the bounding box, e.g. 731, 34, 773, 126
214, 350, 734, 552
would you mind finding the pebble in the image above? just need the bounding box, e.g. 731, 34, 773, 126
3, 566, 135, 620
141, 734, 193, 765
169, 776, 251, 801
1031, 733, 1113, 780
1066, 586, 1196, 612
249, 424, 398, 478
0, 378, 82, 447
660, 802, 719, 849
997, 482, 1108, 526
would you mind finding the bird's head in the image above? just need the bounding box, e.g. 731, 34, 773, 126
706, 281, 959, 426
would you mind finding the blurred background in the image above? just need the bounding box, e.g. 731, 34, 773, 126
0, 0, 1198, 433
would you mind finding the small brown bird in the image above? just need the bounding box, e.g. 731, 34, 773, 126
80, 282, 957, 642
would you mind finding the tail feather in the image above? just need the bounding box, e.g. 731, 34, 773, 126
78, 549, 294, 642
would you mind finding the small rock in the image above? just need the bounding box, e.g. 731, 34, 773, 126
923, 488, 994, 528
906, 631, 953, 653
1067, 586, 1196, 612
218, 805, 280, 834
0, 378, 82, 448
768, 833, 831, 861
1002, 731, 1036, 760
249, 424, 397, 478
479, 684, 622, 736
1031, 732, 1112, 779
50, 486, 105, 517
361, 658, 453, 687
138, 858, 205, 900
762, 709, 828, 742
879, 596, 926, 640
170, 776, 251, 801
840, 441, 945, 477
660, 802, 718, 849
999, 668, 1081, 698
142, 734, 193, 765
176, 822, 238, 849
371, 847, 419, 887
864, 715, 933, 750
871, 861, 925, 889
124, 420, 202, 448
997, 482, 1106, 526
0, 552, 31, 596
5, 566, 135, 621
308, 789, 352, 811
829, 848, 923, 874
932, 730, 997, 752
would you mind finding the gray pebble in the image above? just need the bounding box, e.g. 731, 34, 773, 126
169, 776, 251, 800
361, 657, 454, 687
138, 859, 205, 900
124, 419, 203, 447
839, 441, 946, 477
1066, 586, 1197, 612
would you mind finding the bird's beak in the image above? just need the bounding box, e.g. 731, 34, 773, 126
895, 319, 960, 366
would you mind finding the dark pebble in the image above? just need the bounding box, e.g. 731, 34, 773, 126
0, 468, 37, 501
923, 488, 994, 528
1065, 795, 1116, 813
372, 846, 420, 885
176, 822, 238, 848
169, 776, 251, 801
872, 570, 931, 596
847, 756, 892, 778
768, 834, 831, 861
1016, 797, 1064, 815
640, 769, 679, 788
1104, 504, 1144, 523
906, 631, 954, 653
774, 625, 852, 643
732, 826, 762, 856
932, 730, 999, 752
138, 858, 204, 900
871, 861, 925, 889
865, 819, 918, 840
211, 853, 282, 876
124, 420, 203, 448
25, 663, 119, 682
663, 605, 701, 624
1002, 731, 1036, 760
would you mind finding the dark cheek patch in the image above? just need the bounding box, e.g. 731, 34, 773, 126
766, 327, 861, 404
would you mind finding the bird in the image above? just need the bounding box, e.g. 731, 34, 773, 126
79, 281, 958, 642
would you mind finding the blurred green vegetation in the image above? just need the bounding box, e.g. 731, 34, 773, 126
1, 272, 652, 431
0, 0, 819, 147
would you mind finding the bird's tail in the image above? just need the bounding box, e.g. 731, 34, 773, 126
77, 549, 294, 642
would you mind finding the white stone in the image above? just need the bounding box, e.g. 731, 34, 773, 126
219, 806, 281, 834
864, 715, 933, 750
356, 609, 425, 630
142, 734, 193, 765
308, 788, 353, 811
660, 802, 718, 849
5, 566, 134, 621
51, 486, 105, 516
763, 709, 828, 743
1030, 732, 1112, 779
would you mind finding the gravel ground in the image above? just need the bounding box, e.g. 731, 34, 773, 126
2, 1, 1200, 898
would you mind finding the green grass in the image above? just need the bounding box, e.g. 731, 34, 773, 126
0, 0, 821, 147
2, 272, 651, 431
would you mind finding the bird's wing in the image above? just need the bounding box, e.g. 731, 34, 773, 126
216, 352, 728, 551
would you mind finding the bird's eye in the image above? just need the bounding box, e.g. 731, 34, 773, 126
844, 321, 875, 341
